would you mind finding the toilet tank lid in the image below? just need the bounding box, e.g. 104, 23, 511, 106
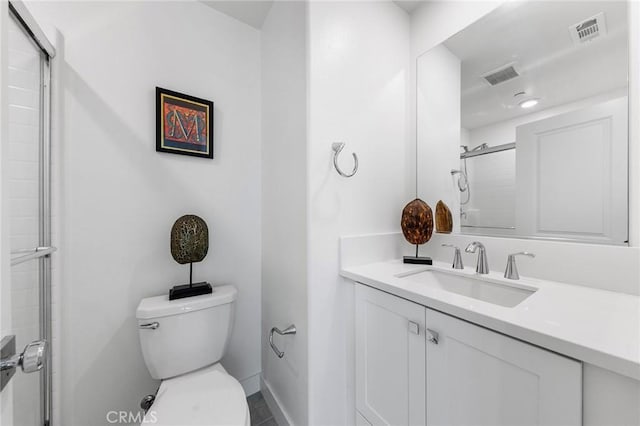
136, 285, 237, 320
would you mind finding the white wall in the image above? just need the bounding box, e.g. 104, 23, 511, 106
261, 2, 308, 425
411, 1, 502, 61
307, 2, 410, 424
25, 2, 262, 424
409, 0, 502, 234
629, 1, 640, 245
416, 44, 461, 232
468, 89, 628, 148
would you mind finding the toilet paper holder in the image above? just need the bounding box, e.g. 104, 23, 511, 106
269, 325, 296, 359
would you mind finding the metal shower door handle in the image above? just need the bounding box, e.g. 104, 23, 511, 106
0, 336, 47, 391
269, 325, 296, 358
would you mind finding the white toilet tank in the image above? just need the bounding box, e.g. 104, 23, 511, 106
136, 285, 237, 380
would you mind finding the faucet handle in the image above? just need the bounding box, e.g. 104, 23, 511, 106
509, 251, 535, 258
504, 252, 535, 280
441, 244, 464, 269
465, 241, 485, 253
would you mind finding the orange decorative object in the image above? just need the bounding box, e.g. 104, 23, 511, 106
401, 199, 433, 245
435, 200, 453, 234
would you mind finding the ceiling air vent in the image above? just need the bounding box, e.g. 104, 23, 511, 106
482, 63, 520, 86
569, 12, 607, 44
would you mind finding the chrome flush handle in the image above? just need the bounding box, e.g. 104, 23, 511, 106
139, 322, 159, 330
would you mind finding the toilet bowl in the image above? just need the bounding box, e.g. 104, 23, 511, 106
136, 285, 249, 425
141, 363, 249, 426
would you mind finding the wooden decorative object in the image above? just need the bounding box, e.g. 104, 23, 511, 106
435, 200, 453, 234
169, 215, 212, 300
401, 198, 433, 264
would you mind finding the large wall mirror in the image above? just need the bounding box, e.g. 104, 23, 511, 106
417, 1, 629, 245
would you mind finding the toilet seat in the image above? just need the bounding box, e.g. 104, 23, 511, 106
142, 363, 250, 426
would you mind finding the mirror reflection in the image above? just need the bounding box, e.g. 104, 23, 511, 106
417, 1, 629, 245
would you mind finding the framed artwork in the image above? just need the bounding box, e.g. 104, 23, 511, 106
156, 87, 214, 159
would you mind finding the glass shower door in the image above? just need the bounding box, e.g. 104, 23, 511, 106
3, 4, 53, 426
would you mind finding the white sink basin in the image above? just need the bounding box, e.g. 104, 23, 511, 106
400, 270, 536, 308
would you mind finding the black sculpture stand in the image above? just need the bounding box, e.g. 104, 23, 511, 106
169, 281, 212, 300
169, 262, 213, 300
403, 244, 432, 265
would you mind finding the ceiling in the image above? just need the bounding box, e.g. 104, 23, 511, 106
441, 1, 628, 130
200, 1, 274, 29
393, 1, 423, 14
200, 0, 421, 29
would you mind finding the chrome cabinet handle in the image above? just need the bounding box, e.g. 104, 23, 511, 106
426, 329, 439, 345
139, 322, 159, 330
408, 321, 420, 335
269, 325, 296, 359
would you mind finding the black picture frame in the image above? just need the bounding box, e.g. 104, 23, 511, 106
156, 87, 214, 159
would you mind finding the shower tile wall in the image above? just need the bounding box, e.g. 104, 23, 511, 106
7, 15, 43, 426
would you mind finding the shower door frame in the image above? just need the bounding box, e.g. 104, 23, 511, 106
7, 1, 55, 425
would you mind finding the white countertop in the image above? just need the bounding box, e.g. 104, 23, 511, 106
341, 259, 640, 381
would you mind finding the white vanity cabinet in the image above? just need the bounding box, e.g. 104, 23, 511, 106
426, 308, 582, 426
355, 284, 582, 426
355, 283, 426, 425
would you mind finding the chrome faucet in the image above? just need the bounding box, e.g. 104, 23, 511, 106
465, 241, 489, 274
504, 252, 535, 280
441, 244, 464, 269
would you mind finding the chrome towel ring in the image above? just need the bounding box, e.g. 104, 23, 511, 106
269, 325, 296, 359
332, 142, 358, 178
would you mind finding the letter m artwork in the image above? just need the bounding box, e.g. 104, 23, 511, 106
156, 87, 214, 159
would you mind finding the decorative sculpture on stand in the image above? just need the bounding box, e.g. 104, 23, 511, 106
401, 199, 433, 264
169, 215, 213, 300
435, 200, 453, 233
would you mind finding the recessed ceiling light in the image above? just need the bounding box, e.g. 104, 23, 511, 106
519, 99, 539, 109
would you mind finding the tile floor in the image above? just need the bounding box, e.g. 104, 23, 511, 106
248, 392, 277, 426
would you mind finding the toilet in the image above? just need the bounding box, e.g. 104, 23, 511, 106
136, 285, 250, 426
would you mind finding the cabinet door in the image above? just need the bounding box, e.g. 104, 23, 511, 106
356, 284, 426, 425
426, 308, 582, 426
